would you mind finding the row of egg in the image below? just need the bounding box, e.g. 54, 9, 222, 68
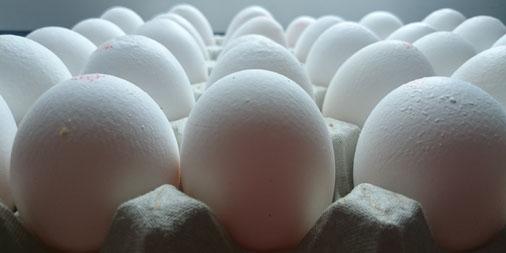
0, 3, 505, 253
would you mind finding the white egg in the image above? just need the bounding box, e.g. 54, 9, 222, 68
219, 34, 275, 59
294, 15, 343, 63
10, 74, 180, 252
354, 76, 506, 251
82, 35, 194, 121
413, 31, 476, 76
387, 22, 437, 43
228, 16, 287, 47
306, 22, 379, 87
0, 35, 71, 123
286, 16, 315, 48
423, 8, 466, 31
101, 6, 144, 34
224, 6, 272, 42
207, 38, 313, 97
136, 19, 208, 84
27, 26, 97, 75
322, 40, 434, 127
452, 46, 506, 107
182, 69, 334, 251
0, 94, 16, 209
72, 18, 125, 46
155, 13, 208, 59
453, 16, 506, 52
493, 34, 506, 47
359, 11, 403, 39
170, 4, 214, 46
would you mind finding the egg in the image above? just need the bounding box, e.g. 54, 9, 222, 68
27, 26, 97, 75
354, 76, 506, 251
423, 8, 466, 31
452, 46, 506, 107
136, 19, 208, 84
306, 22, 379, 87
207, 37, 313, 97
322, 40, 434, 127
359, 11, 403, 39
181, 69, 334, 251
493, 34, 506, 47
0, 94, 16, 209
413, 31, 476, 76
219, 34, 275, 59
10, 74, 180, 252
155, 13, 208, 59
386, 22, 437, 43
170, 4, 214, 46
453, 16, 506, 52
224, 6, 272, 42
82, 35, 194, 121
294, 15, 343, 63
72, 18, 125, 46
227, 16, 287, 47
101, 6, 144, 34
0, 35, 71, 123
286, 16, 315, 48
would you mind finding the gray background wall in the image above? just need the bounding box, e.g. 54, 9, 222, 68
0, 0, 505, 33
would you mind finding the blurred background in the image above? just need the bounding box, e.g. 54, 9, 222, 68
0, 0, 505, 34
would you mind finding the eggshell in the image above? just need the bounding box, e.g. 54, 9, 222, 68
306, 22, 379, 87
359, 11, 403, 39
423, 8, 466, 31
82, 35, 195, 121
0, 94, 16, 209
182, 69, 334, 251
353, 76, 506, 251
493, 34, 506, 47
453, 16, 506, 52
136, 19, 208, 84
228, 16, 287, 47
155, 13, 208, 59
219, 34, 275, 59
386, 22, 437, 43
101, 6, 144, 34
286, 16, 315, 48
10, 74, 180, 252
413, 31, 476, 76
0, 35, 71, 123
170, 4, 214, 46
207, 38, 313, 97
452, 46, 506, 107
322, 40, 434, 127
225, 6, 272, 41
72, 18, 125, 46
294, 15, 343, 63
27, 26, 97, 75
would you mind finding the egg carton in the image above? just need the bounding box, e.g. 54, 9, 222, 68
207, 46, 223, 61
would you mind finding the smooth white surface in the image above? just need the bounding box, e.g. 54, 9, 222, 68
387, 22, 437, 43
182, 69, 334, 251
10, 74, 180, 252
170, 4, 215, 45
136, 19, 208, 84
413, 31, 476, 76
101, 6, 144, 34
27, 26, 97, 75
224, 6, 272, 41
219, 34, 275, 59
207, 38, 313, 97
322, 40, 435, 127
493, 34, 506, 47
82, 35, 195, 121
423, 8, 466, 31
354, 76, 506, 251
72, 18, 125, 46
285, 16, 315, 48
228, 16, 287, 47
306, 22, 379, 87
294, 16, 343, 63
0, 35, 71, 123
452, 46, 506, 107
453, 16, 506, 52
359, 11, 403, 39
0, 95, 16, 209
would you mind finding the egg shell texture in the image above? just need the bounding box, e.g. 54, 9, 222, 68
228, 16, 287, 47
0, 95, 16, 209
225, 6, 272, 42
493, 34, 506, 47
423, 8, 466, 31
101, 6, 144, 34
219, 34, 275, 60
170, 4, 214, 46
453, 16, 506, 52
72, 18, 125, 46
387, 22, 437, 43
294, 15, 343, 63
181, 69, 335, 251
286, 16, 315, 48
359, 11, 403, 39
